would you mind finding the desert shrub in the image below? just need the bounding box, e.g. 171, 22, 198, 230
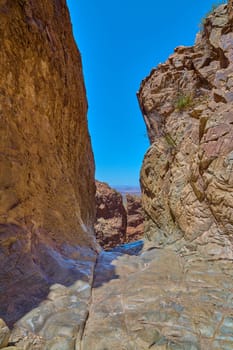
164, 133, 176, 148
174, 93, 193, 111
199, 1, 227, 29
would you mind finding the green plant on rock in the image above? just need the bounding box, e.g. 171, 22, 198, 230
174, 93, 193, 112
164, 133, 176, 148
199, 1, 227, 30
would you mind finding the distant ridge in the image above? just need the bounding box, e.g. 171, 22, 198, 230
113, 185, 141, 196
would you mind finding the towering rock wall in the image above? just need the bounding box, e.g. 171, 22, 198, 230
138, 3, 233, 257
0, 0, 97, 326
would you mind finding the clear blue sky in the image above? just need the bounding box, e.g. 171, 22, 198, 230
66, 0, 226, 187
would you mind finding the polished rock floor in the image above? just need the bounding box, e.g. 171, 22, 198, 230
8, 240, 233, 350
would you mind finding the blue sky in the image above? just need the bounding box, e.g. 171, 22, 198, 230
66, 0, 226, 187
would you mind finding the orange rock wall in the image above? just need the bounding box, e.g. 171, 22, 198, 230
0, 0, 97, 326
0, 0, 96, 246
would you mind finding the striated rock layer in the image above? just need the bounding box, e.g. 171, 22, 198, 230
0, 0, 98, 327
138, 4, 233, 257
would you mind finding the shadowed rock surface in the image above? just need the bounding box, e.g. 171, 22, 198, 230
0, 0, 98, 327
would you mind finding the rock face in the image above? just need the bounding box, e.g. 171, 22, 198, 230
95, 181, 144, 249
95, 181, 127, 249
138, 4, 233, 257
126, 194, 144, 241
0, 0, 97, 326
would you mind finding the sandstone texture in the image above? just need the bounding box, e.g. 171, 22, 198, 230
126, 194, 144, 241
95, 181, 127, 249
138, 4, 233, 257
0, 0, 98, 326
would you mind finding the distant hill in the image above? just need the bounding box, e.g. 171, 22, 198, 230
113, 185, 141, 197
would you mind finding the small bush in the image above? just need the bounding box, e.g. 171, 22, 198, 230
164, 133, 176, 148
174, 93, 193, 111
199, 1, 227, 30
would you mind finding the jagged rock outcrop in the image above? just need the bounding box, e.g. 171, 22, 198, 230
126, 194, 144, 241
95, 181, 127, 249
138, 3, 233, 257
0, 0, 98, 331
95, 182, 144, 249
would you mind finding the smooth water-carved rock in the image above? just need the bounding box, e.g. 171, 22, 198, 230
138, 4, 233, 256
81, 243, 233, 350
0, 0, 98, 326
9, 274, 95, 350
0, 319, 10, 348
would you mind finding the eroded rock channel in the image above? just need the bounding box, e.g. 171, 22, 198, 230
1, 1, 233, 350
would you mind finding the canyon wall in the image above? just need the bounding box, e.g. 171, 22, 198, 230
0, 0, 97, 326
138, 3, 233, 257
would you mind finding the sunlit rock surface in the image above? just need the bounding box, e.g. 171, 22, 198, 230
138, 4, 233, 255
82, 244, 233, 350
6, 239, 233, 349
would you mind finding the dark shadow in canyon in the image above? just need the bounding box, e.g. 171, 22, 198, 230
0, 224, 143, 327
0, 223, 95, 328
